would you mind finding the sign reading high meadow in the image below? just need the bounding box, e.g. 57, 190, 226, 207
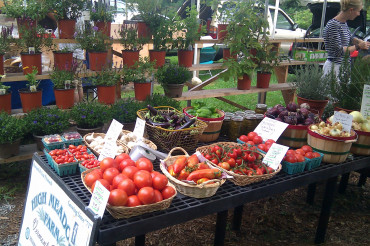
19, 156, 97, 246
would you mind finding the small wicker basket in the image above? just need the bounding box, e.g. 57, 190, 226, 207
160, 147, 226, 198
196, 142, 282, 186
83, 133, 129, 157
81, 168, 177, 219
119, 130, 157, 151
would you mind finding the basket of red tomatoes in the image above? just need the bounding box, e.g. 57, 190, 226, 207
196, 142, 281, 186
160, 147, 226, 198
81, 154, 177, 219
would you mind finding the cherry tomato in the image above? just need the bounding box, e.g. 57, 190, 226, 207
103, 167, 120, 184
218, 162, 230, 170
161, 186, 176, 199
108, 189, 128, 206
138, 187, 155, 205
135, 158, 154, 172
227, 158, 236, 168
247, 153, 256, 162
204, 154, 213, 160
211, 158, 219, 165
235, 158, 243, 166
257, 144, 266, 152
126, 195, 142, 207
117, 178, 136, 196
227, 151, 237, 159
133, 170, 153, 189
246, 140, 255, 146
152, 174, 168, 191
100, 157, 118, 172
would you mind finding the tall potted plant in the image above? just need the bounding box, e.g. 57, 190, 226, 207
75, 23, 112, 71
53, 46, 75, 71
0, 112, 27, 158
0, 76, 11, 114
90, 0, 115, 37
155, 63, 192, 98
19, 66, 42, 113
0, 25, 14, 75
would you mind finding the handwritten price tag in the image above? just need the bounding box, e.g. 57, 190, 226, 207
332, 111, 353, 132
133, 118, 146, 139
254, 117, 288, 142
262, 143, 289, 170
98, 139, 117, 161
88, 180, 110, 218
105, 119, 123, 140
361, 84, 370, 117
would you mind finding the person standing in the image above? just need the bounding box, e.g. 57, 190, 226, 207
323, 0, 370, 77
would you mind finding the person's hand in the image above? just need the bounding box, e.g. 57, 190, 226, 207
359, 41, 370, 50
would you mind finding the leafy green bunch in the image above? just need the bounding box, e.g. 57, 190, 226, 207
0, 25, 14, 55
0, 112, 27, 144
75, 23, 112, 52
70, 101, 111, 128
16, 25, 54, 53
25, 107, 70, 136
2, 0, 48, 20
155, 63, 192, 86
48, 0, 86, 20
116, 22, 148, 51
90, 0, 115, 22
92, 65, 122, 87
121, 57, 155, 83
111, 99, 146, 123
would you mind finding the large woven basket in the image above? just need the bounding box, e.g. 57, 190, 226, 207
81, 168, 177, 219
196, 142, 282, 186
350, 130, 370, 156
160, 147, 225, 198
83, 133, 129, 157
137, 106, 208, 152
119, 130, 157, 151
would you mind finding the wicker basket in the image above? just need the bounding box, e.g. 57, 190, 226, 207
137, 106, 208, 152
196, 142, 282, 186
119, 130, 157, 151
160, 147, 226, 198
81, 168, 177, 219
350, 130, 370, 156
277, 124, 308, 148
83, 133, 129, 157
307, 127, 357, 164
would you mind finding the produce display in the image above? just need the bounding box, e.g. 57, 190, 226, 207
184, 102, 221, 119
309, 121, 352, 137
68, 145, 98, 169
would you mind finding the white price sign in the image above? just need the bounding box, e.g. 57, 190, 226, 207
88, 180, 110, 218
332, 111, 353, 133
105, 119, 123, 140
98, 139, 117, 161
361, 84, 370, 117
254, 117, 289, 142
262, 143, 289, 170
133, 118, 146, 139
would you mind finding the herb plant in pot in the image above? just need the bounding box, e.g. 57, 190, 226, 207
155, 63, 192, 98
90, 0, 115, 37
111, 99, 146, 131
91, 65, 122, 105
50, 65, 77, 109
19, 66, 42, 113
0, 75, 12, 114
0, 25, 14, 75
0, 112, 27, 158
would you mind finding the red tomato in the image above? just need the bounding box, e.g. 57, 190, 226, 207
122, 166, 139, 180
305, 152, 315, 159
246, 141, 255, 146
153, 189, 163, 202
151, 171, 161, 179
253, 136, 263, 145
211, 158, 219, 165
91, 179, 110, 192
100, 157, 118, 172
302, 145, 313, 153
137, 187, 155, 205
84, 172, 100, 187
247, 132, 258, 141
135, 158, 154, 172
126, 195, 142, 207
91, 169, 103, 178
313, 152, 321, 158
227, 158, 236, 168
161, 186, 176, 199
247, 153, 256, 162
218, 162, 230, 170
296, 154, 305, 163
236, 158, 243, 165
152, 174, 168, 191
295, 149, 306, 156
286, 155, 297, 163
257, 144, 266, 152
112, 174, 129, 189
265, 144, 272, 152
227, 151, 237, 159
117, 178, 136, 196
108, 189, 128, 206
118, 159, 136, 172
133, 170, 153, 189
286, 150, 296, 156
265, 139, 275, 145
239, 135, 249, 142
115, 153, 130, 164
103, 167, 120, 184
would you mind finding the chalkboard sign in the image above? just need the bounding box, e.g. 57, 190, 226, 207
18, 154, 98, 246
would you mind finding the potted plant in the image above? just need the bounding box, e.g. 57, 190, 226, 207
2, 0, 48, 38
70, 101, 112, 135
0, 112, 27, 158
50, 62, 78, 109
155, 63, 192, 98
15, 25, 54, 75
116, 21, 148, 68
111, 99, 146, 131
48, 0, 86, 39
75, 23, 112, 71
91, 64, 123, 105
222, 58, 257, 90
121, 57, 154, 101
292, 63, 329, 117
212, 0, 234, 41
0, 25, 14, 75
19, 66, 43, 112
25, 107, 70, 150
90, 0, 115, 37
0, 75, 11, 114
53, 46, 75, 71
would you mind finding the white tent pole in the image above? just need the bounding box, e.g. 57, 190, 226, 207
193, 0, 201, 78
318, 0, 328, 49
264, 0, 269, 36
271, 0, 280, 39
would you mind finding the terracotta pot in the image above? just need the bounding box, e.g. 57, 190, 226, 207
0, 92, 11, 114
58, 19, 76, 39
217, 24, 228, 41
0, 54, 4, 75
53, 52, 73, 70
122, 50, 140, 68
237, 74, 252, 90
223, 48, 237, 62
19, 89, 42, 113
149, 50, 166, 68
256, 71, 272, 88
54, 89, 75, 109
0, 139, 21, 159
17, 18, 37, 38
97, 85, 116, 105
94, 21, 111, 37
134, 82, 151, 101
76, 125, 104, 136
88, 51, 108, 71
33, 134, 44, 151
178, 50, 194, 67
297, 96, 328, 117
137, 21, 151, 39
21, 53, 42, 75
164, 84, 184, 98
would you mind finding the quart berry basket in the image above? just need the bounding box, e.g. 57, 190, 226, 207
305, 152, 324, 171
281, 158, 308, 175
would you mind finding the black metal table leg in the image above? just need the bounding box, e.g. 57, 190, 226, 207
214, 210, 228, 246
135, 234, 145, 246
232, 205, 244, 231
306, 183, 317, 205
358, 173, 368, 187
338, 173, 350, 194
315, 176, 338, 244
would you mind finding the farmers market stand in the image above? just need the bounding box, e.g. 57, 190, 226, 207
32, 140, 370, 246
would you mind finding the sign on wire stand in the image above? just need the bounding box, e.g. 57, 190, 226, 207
361, 84, 370, 117
18, 154, 98, 246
